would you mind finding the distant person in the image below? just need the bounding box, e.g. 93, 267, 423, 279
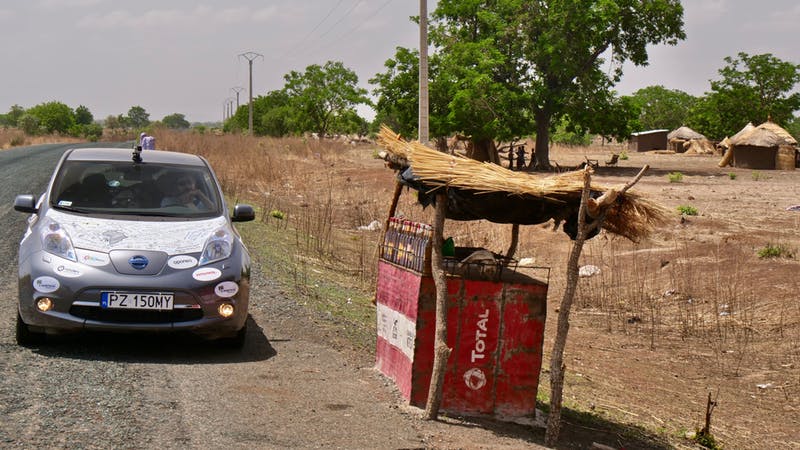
142, 134, 156, 150
139, 132, 147, 147
515, 145, 526, 170
508, 147, 515, 170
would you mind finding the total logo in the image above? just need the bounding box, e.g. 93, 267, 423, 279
464, 308, 490, 391
463, 367, 487, 390
214, 281, 239, 298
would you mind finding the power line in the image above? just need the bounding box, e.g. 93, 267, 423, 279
278, 0, 346, 60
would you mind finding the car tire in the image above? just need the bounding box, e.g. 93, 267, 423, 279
16, 313, 46, 346
218, 322, 247, 349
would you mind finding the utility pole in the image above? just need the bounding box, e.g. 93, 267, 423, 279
231, 86, 245, 109
238, 52, 263, 135
418, 0, 429, 145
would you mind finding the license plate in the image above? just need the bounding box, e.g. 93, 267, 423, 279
101, 292, 174, 310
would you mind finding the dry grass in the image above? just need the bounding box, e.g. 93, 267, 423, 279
157, 129, 799, 449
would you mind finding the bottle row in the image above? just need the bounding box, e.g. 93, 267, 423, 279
381, 217, 432, 273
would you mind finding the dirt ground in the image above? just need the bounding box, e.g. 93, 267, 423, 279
340, 144, 800, 449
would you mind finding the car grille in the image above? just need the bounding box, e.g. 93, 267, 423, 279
70, 305, 203, 323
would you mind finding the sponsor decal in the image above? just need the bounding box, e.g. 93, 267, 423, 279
55, 263, 81, 278
168, 255, 198, 270
57, 200, 73, 206
33, 276, 59, 293
76, 249, 110, 267
192, 267, 221, 282
214, 281, 239, 298
463, 308, 490, 391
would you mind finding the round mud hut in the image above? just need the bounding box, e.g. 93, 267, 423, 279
667, 126, 706, 153
725, 121, 797, 170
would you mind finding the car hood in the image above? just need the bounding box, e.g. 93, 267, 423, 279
45, 209, 229, 255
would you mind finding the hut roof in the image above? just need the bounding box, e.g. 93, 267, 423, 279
730, 122, 755, 143
668, 126, 705, 140
731, 121, 797, 147
376, 125, 667, 242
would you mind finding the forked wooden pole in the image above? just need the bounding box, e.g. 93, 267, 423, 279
424, 192, 450, 419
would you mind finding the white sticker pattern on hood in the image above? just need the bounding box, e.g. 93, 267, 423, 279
46, 210, 227, 254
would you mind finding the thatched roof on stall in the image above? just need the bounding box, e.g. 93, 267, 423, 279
668, 126, 705, 140
730, 122, 756, 143
731, 121, 797, 147
376, 126, 667, 242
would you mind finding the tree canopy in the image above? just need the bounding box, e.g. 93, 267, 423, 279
27, 101, 76, 134
688, 52, 800, 139
162, 113, 190, 129
126, 106, 150, 129
373, 0, 685, 167
625, 85, 697, 131
283, 61, 370, 137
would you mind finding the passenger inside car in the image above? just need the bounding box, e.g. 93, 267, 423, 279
160, 173, 214, 210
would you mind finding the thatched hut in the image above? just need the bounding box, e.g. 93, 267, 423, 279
667, 126, 706, 153
629, 129, 668, 152
726, 121, 797, 170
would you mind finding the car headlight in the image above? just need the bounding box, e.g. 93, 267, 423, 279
40, 219, 76, 262
199, 226, 234, 265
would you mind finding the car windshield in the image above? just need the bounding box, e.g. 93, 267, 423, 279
49, 161, 222, 218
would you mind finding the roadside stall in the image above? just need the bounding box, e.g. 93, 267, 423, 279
373, 126, 665, 421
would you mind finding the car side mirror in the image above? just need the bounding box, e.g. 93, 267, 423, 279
14, 194, 37, 213
231, 204, 255, 222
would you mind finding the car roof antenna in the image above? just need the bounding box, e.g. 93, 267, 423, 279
132, 145, 143, 163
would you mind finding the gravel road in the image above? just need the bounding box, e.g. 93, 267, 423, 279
0, 143, 543, 450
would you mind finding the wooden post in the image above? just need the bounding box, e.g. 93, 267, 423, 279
506, 223, 520, 259
424, 191, 450, 419
544, 165, 650, 446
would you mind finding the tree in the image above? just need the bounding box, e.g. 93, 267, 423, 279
225, 90, 291, 136
75, 105, 94, 125
370, 48, 456, 150
0, 104, 25, 127
162, 113, 190, 129
26, 101, 76, 134
17, 114, 40, 135
127, 105, 150, 129
625, 85, 696, 131
431, 0, 685, 168
689, 52, 800, 139
283, 61, 370, 137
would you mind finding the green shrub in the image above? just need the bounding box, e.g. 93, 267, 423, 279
668, 172, 683, 182
677, 205, 698, 216
269, 209, 286, 220
758, 243, 794, 259
752, 171, 768, 181
619, 150, 629, 160
728, 172, 737, 180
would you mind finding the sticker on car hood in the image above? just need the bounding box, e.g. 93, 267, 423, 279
33, 276, 60, 293
168, 255, 198, 269
75, 249, 111, 267
54, 262, 82, 278
192, 267, 221, 281
46, 210, 228, 254
215, 281, 239, 298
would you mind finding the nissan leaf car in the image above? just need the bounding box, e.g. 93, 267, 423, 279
14, 146, 255, 347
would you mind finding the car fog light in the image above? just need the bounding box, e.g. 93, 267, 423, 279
36, 297, 54, 312
218, 303, 235, 318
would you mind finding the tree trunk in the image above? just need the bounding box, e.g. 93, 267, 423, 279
424, 192, 451, 419
467, 137, 499, 163
544, 168, 592, 447
533, 109, 551, 169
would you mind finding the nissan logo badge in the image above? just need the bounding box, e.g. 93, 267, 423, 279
129, 255, 149, 270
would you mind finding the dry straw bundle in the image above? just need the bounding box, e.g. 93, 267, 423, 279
377, 125, 668, 241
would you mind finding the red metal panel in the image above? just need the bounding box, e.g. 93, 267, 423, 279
442, 279, 502, 415
375, 259, 548, 419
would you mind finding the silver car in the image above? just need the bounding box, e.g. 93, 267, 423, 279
14, 146, 255, 347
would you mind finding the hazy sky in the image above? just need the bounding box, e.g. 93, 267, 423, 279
0, 0, 797, 124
